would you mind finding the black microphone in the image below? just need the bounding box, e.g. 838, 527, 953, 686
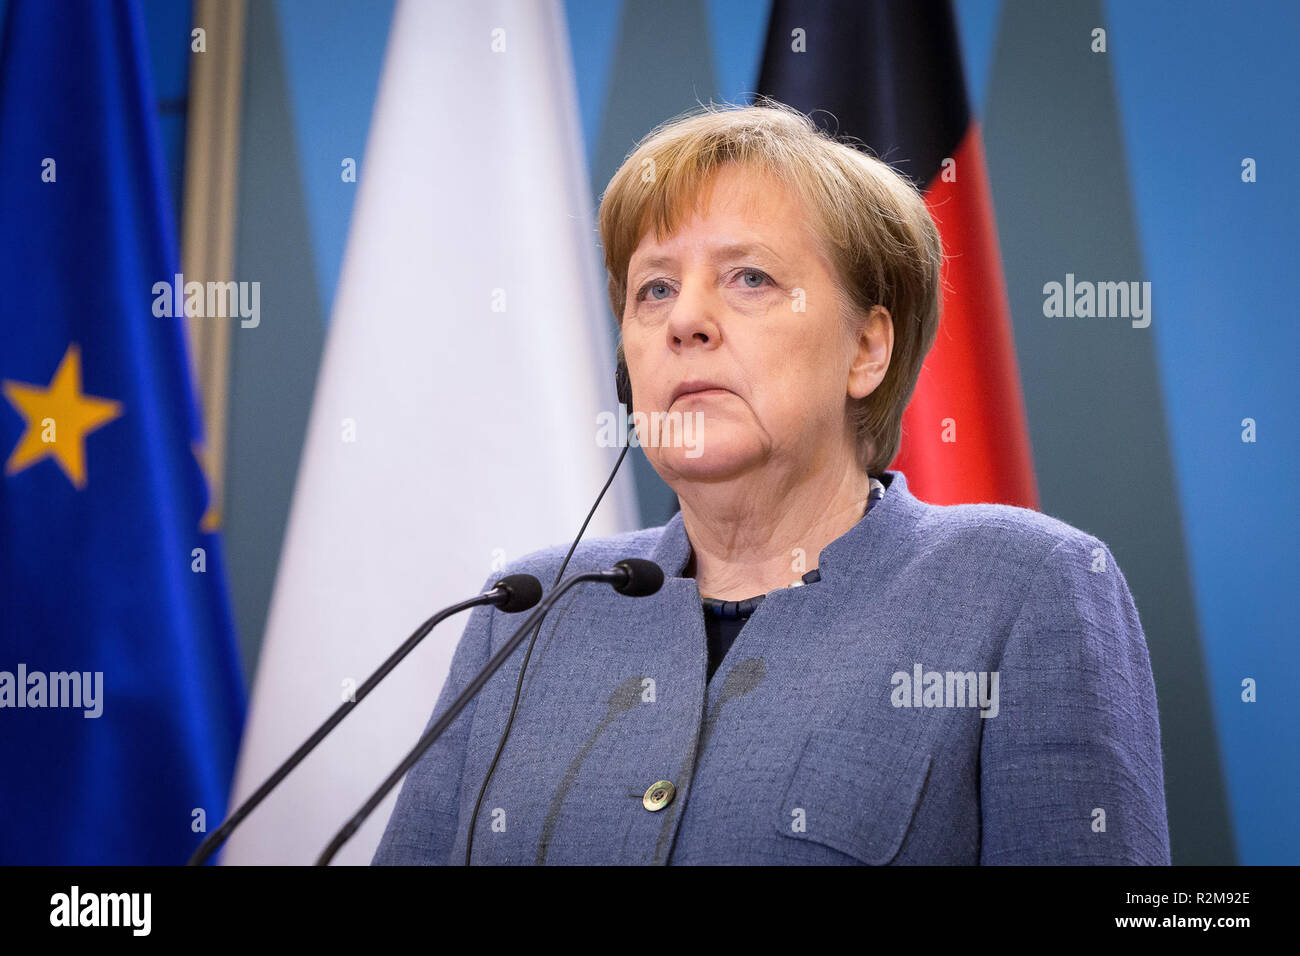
487, 574, 545, 612
187, 573, 542, 866
608, 557, 665, 597
315, 558, 664, 865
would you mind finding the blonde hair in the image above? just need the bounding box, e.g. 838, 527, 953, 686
598, 99, 944, 474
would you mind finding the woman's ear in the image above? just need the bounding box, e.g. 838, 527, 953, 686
847, 305, 894, 400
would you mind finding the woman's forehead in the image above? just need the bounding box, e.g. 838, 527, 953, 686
628, 166, 811, 263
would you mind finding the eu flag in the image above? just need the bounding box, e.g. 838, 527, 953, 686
0, 0, 246, 863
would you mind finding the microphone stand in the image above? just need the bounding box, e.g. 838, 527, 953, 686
315, 566, 647, 865
188, 581, 534, 866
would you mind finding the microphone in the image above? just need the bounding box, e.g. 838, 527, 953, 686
487, 574, 544, 612
187, 573, 542, 866
608, 557, 665, 597
315, 558, 664, 865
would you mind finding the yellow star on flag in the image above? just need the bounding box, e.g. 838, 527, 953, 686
3, 344, 123, 489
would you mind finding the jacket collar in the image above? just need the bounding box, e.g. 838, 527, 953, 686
648, 469, 924, 582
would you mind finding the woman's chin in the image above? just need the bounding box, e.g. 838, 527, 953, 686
650, 439, 766, 485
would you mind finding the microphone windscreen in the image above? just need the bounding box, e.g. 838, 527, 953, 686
612, 558, 664, 597
492, 574, 543, 613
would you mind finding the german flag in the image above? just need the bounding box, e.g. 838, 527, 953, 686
759, 0, 1038, 508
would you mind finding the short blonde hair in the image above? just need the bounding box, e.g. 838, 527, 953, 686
598, 99, 944, 474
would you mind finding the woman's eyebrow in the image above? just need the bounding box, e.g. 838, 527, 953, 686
710, 241, 784, 264
629, 242, 785, 278
629, 254, 676, 276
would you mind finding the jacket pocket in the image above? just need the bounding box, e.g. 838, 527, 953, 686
774, 725, 932, 864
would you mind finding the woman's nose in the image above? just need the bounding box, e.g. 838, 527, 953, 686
667, 281, 721, 350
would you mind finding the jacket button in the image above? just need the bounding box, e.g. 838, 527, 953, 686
642, 780, 675, 811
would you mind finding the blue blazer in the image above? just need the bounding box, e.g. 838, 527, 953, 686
373, 470, 1171, 865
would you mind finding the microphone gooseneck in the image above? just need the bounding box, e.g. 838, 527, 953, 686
315, 557, 662, 865
186, 572, 541, 866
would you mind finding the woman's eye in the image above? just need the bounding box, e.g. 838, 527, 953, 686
637, 271, 769, 301
637, 281, 673, 301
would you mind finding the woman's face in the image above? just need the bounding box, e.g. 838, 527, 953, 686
621, 164, 883, 489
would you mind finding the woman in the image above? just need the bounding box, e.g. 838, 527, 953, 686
373, 102, 1171, 865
